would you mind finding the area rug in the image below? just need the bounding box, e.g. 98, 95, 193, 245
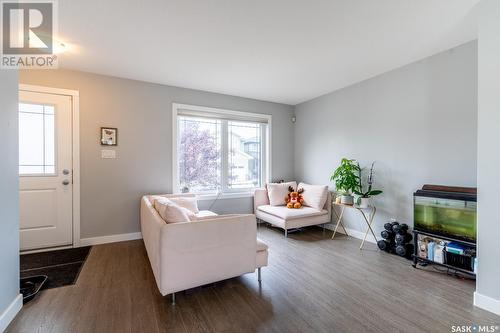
20, 246, 92, 290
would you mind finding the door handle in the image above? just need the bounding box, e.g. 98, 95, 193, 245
62, 179, 70, 185
62, 169, 70, 175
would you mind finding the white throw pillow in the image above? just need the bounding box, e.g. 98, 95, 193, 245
154, 197, 195, 223
169, 197, 199, 213
298, 183, 328, 210
149, 195, 175, 208
149, 195, 164, 207
267, 181, 297, 206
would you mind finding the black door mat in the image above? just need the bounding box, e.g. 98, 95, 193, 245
21, 275, 47, 303
20, 246, 91, 290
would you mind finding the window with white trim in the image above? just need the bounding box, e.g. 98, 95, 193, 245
19, 103, 56, 175
173, 104, 270, 195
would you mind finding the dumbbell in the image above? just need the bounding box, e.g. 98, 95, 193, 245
381, 230, 395, 240
395, 243, 414, 258
395, 233, 412, 245
390, 222, 400, 233
393, 223, 409, 235
385, 221, 399, 230
377, 240, 392, 252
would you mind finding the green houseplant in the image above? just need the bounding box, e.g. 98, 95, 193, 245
330, 158, 360, 205
353, 161, 383, 208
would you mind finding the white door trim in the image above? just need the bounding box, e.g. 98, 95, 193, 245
19, 84, 81, 248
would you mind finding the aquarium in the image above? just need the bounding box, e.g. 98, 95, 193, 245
414, 192, 476, 243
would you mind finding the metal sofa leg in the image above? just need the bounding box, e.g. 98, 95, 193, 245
258, 267, 262, 283
171, 293, 176, 305
285, 229, 288, 238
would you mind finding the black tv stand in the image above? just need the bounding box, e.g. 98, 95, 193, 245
412, 229, 476, 278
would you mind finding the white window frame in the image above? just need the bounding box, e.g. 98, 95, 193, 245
18, 102, 58, 177
172, 103, 271, 199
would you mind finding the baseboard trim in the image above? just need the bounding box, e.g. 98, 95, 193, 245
323, 223, 377, 244
0, 294, 22, 332
474, 292, 500, 316
80, 232, 142, 246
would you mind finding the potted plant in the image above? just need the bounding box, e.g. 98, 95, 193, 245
354, 161, 383, 208
330, 158, 360, 205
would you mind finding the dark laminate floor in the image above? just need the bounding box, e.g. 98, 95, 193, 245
7, 226, 500, 333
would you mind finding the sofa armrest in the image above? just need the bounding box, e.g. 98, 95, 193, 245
254, 188, 269, 213
324, 191, 332, 218
159, 214, 257, 295
140, 196, 164, 289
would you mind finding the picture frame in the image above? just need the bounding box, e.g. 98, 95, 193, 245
100, 127, 118, 146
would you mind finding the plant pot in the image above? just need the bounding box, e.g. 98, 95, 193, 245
353, 193, 361, 205
340, 195, 354, 205
358, 197, 371, 208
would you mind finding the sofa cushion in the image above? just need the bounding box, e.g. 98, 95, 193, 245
195, 210, 219, 219
149, 195, 165, 207
257, 205, 327, 220
267, 181, 297, 206
298, 183, 329, 210
169, 196, 199, 213
154, 197, 194, 223
150, 195, 199, 213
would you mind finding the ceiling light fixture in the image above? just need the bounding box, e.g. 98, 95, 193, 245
53, 41, 67, 54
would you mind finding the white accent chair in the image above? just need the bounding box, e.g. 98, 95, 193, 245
140, 194, 268, 304
254, 189, 332, 237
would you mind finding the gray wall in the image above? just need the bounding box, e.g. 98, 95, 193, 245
476, 0, 500, 307
294, 41, 478, 235
18, 42, 480, 247
0, 71, 19, 317
19, 70, 294, 239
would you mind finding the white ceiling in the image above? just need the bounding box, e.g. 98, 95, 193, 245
57, 0, 479, 105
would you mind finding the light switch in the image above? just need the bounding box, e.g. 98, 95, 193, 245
101, 149, 116, 159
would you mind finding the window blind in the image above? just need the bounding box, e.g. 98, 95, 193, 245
177, 108, 269, 124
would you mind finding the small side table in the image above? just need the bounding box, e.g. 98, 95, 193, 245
331, 202, 378, 250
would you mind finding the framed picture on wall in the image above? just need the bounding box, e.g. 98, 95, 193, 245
100, 127, 118, 146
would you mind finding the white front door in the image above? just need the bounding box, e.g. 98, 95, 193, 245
19, 90, 73, 251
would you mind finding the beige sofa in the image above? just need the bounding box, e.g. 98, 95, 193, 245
141, 194, 268, 303
254, 188, 331, 237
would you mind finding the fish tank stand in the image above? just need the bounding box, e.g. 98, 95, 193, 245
412, 229, 476, 277
412, 185, 477, 277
